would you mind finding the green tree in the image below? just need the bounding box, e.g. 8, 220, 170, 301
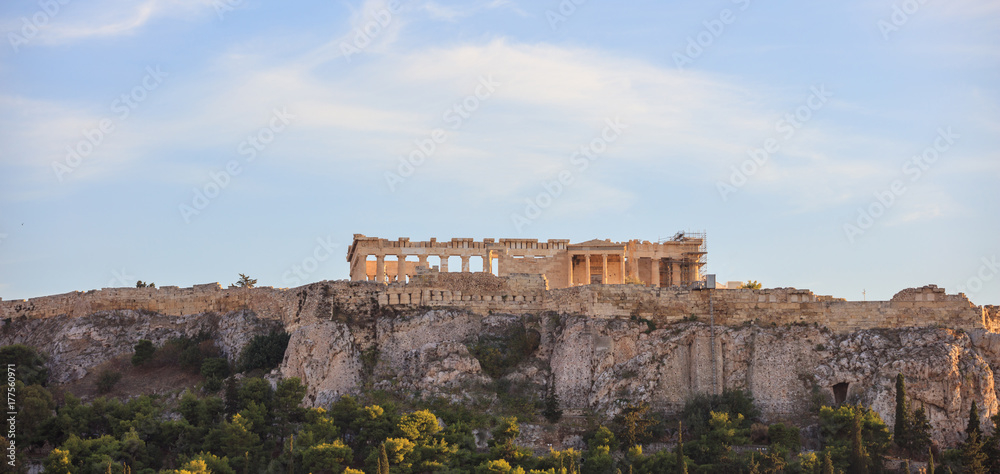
895, 373, 910, 449
821, 450, 834, 474
740, 280, 762, 289
378, 442, 390, 474
43, 447, 73, 473
910, 406, 932, 454
274, 377, 307, 437
490, 417, 532, 466
237, 331, 290, 373
818, 404, 892, 471
542, 385, 563, 423
131, 339, 155, 366
849, 412, 870, 474
614, 402, 655, 450
968, 401, 982, 438
675, 421, 687, 474
234, 273, 257, 288
963, 431, 987, 474
301, 440, 353, 473
984, 412, 1000, 474
399, 409, 442, 442
19, 382, 55, 444
961, 402, 986, 474
928, 447, 935, 474
0, 344, 49, 386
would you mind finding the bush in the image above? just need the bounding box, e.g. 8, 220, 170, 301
469, 324, 540, 379
768, 423, 801, 453
96, 369, 122, 394
0, 344, 49, 385
132, 340, 155, 366
238, 331, 291, 373
203, 377, 223, 393
682, 389, 759, 437
202, 357, 230, 379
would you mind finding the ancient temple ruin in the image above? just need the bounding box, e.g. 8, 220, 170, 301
346, 233, 707, 289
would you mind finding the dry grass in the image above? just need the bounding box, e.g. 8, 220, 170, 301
56, 354, 204, 402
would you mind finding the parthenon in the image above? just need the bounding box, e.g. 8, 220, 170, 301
346, 233, 707, 289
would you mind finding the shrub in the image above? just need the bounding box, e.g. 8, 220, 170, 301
682, 389, 759, 437
132, 339, 155, 366
202, 357, 230, 379
469, 324, 540, 379
237, 331, 291, 373
203, 377, 223, 393
768, 423, 801, 452
96, 369, 122, 394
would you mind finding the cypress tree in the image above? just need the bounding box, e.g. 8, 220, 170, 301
927, 447, 935, 474
378, 442, 390, 474
849, 411, 870, 474
675, 421, 687, 474
895, 373, 910, 449
910, 406, 932, 453
821, 450, 834, 474
968, 401, 982, 438
962, 431, 987, 474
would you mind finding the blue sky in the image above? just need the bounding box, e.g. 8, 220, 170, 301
0, 0, 998, 304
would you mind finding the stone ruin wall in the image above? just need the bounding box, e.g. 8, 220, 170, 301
1, 277, 997, 334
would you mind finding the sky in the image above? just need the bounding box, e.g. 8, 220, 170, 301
0, 0, 998, 305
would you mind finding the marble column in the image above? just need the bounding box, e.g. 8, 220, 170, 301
567, 254, 574, 287
601, 254, 608, 284
376, 255, 385, 284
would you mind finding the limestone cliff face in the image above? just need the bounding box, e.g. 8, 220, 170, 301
2, 301, 998, 447
269, 309, 1000, 446
0, 309, 281, 384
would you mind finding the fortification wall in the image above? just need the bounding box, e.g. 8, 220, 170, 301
1, 279, 994, 334
0, 281, 381, 326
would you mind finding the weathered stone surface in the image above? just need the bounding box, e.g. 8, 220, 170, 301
2, 278, 999, 447
280, 321, 360, 408
0, 309, 280, 384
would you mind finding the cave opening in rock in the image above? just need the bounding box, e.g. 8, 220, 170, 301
833, 382, 849, 405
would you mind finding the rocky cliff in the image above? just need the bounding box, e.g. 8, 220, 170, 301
2, 280, 999, 448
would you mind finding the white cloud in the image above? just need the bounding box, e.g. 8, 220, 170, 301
3, 0, 226, 45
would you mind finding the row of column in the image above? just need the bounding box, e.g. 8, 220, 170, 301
371, 251, 494, 283
567, 253, 626, 285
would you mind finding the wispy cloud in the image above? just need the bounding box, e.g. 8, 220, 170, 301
2, 0, 226, 45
